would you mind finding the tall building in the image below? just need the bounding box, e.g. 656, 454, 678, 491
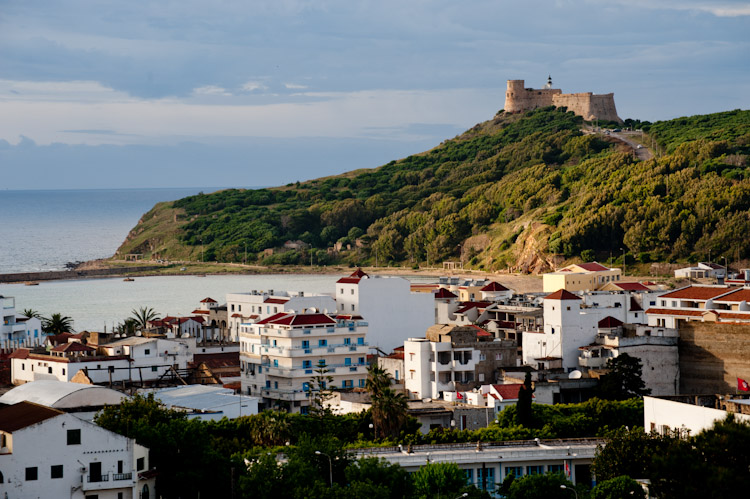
240, 311, 368, 413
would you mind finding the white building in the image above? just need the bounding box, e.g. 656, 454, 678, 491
404, 325, 517, 400
0, 401, 155, 499
147, 384, 259, 421
578, 321, 680, 396
239, 311, 368, 413
226, 290, 337, 342
646, 285, 750, 328
10, 336, 193, 386
354, 438, 598, 491
674, 262, 726, 279
1, 295, 43, 348
335, 269, 434, 352
644, 396, 750, 436
523, 288, 658, 371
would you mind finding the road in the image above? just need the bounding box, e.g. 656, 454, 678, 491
611, 130, 654, 161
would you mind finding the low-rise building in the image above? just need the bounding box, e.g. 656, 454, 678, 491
646, 285, 750, 328
239, 311, 369, 413
644, 395, 750, 436
404, 324, 517, 400
674, 262, 726, 279
1, 295, 43, 348
0, 401, 155, 499
543, 262, 622, 292
354, 438, 599, 491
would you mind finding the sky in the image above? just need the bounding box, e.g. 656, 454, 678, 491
1, 0, 748, 190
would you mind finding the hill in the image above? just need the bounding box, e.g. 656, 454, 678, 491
115, 107, 750, 272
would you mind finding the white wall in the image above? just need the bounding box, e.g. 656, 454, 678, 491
643, 396, 750, 436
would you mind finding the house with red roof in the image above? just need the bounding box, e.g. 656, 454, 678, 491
543, 262, 622, 293
239, 311, 369, 414
645, 284, 750, 328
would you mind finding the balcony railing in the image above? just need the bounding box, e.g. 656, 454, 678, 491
113, 472, 133, 481
87, 473, 109, 483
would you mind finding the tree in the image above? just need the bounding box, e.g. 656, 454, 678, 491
22, 309, 42, 319
345, 457, 413, 499
506, 472, 576, 499
598, 353, 651, 400
309, 361, 336, 416
516, 372, 534, 427
42, 313, 74, 334
411, 462, 467, 499
130, 306, 160, 331
591, 475, 646, 499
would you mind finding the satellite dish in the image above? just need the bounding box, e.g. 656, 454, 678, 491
568, 370, 583, 379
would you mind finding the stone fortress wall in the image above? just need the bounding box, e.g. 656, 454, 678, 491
505, 79, 622, 123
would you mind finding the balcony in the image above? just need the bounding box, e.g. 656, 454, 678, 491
113, 472, 133, 481
258, 342, 368, 357
87, 473, 109, 483
578, 356, 607, 368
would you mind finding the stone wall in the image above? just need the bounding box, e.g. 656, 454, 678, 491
504, 80, 622, 123
679, 322, 750, 394
0, 265, 161, 283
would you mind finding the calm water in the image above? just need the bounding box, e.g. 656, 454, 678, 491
0, 274, 341, 332
0, 188, 222, 273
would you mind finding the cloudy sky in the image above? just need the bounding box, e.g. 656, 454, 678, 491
1, 0, 748, 190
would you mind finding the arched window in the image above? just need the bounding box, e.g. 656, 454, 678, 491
141, 484, 149, 499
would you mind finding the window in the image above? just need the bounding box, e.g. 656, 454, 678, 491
302, 382, 310, 391
318, 339, 327, 347
231, 304, 235, 312
238, 305, 242, 311
151, 366, 158, 372
358, 379, 365, 388
350, 289, 354, 295
344, 337, 351, 345
340, 288, 344, 294
357, 337, 364, 345
302, 340, 309, 348
505, 466, 523, 478
274, 381, 278, 389
551, 327, 555, 334
145, 349, 150, 355
48, 367, 52, 374
476, 468, 495, 490
265, 381, 271, 388
62, 368, 66, 375
395, 370, 399, 380
548, 464, 564, 473
137, 457, 145, 471
26, 467, 38, 480
273, 359, 278, 367
527, 465, 544, 475
67, 429, 81, 445
51, 465, 63, 479
358, 357, 365, 365
118, 460, 124, 474
303, 360, 312, 369
465, 468, 474, 484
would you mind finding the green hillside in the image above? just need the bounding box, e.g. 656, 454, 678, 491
116, 107, 750, 271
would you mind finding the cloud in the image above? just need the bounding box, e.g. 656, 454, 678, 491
192, 85, 232, 96
284, 83, 307, 89
603, 0, 750, 17
241, 81, 268, 92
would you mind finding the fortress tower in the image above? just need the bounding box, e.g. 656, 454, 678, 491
505, 77, 622, 123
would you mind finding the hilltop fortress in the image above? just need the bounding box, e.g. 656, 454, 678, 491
505, 77, 622, 123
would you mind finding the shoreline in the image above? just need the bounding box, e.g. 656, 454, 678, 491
0, 258, 547, 293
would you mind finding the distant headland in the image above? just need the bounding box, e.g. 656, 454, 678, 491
505, 76, 622, 123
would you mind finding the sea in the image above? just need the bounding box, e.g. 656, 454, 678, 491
0, 188, 428, 331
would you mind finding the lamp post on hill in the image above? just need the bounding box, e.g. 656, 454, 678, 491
315, 450, 332, 487
560, 484, 579, 499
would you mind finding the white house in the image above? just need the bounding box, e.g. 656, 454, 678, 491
1, 295, 43, 348
674, 262, 726, 279
646, 285, 750, 328
10, 336, 193, 386
0, 401, 155, 499
335, 269, 435, 352
644, 396, 750, 436
239, 311, 369, 413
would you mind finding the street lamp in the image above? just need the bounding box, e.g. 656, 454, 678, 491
314, 450, 332, 487
560, 484, 579, 499
453, 494, 468, 499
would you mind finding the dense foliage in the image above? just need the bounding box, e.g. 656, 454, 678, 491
592, 416, 750, 497
122, 107, 750, 268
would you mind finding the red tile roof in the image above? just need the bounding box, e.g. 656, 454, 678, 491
336, 277, 362, 284
200, 297, 218, 303
0, 402, 63, 432
350, 268, 368, 278
51, 342, 96, 353
659, 286, 737, 301
467, 324, 493, 338
455, 301, 493, 314
576, 262, 610, 272
256, 312, 288, 325
645, 308, 704, 317
714, 288, 750, 303
710, 312, 750, 321
9, 348, 30, 359
264, 298, 289, 304
191, 309, 210, 314
335, 314, 364, 320
491, 384, 525, 400
598, 316, 623, 328
434, 288, 458, 299
231, 313, 243, 318
481, 281, 509, 292
544, 289, 580, 301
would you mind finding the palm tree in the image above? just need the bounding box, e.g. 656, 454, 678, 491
22, 309, 43, 319
130, 307, 160, 331
366, 364, 408, 439
42, 313, 74, 335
